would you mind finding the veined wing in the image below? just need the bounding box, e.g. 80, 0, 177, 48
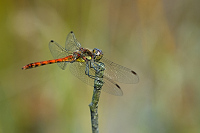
49, 40, 69, 70
69, 61, 123, 96
101, 57, 139, 84
103, 77, 123, 96
65, 31, 81, 53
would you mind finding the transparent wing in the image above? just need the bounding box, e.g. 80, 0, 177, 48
103, 77, 123, 96
101, 57, 139, 84
49, 40, 69, 70
69, 62, 123, 96
69, 62, 94, 86
65, 31, 81, 53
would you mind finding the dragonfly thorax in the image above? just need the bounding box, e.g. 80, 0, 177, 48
73, 48, 93, 62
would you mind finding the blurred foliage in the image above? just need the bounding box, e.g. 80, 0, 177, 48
0, 0, 200, 133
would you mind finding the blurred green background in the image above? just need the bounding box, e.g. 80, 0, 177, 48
0, 0, 200, 133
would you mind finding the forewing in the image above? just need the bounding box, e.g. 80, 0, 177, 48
65, 31, 81, 53
49, 40, 69, 70
101, 57, 139, 84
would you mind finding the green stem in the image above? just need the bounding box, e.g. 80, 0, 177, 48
89, 62, 105, 133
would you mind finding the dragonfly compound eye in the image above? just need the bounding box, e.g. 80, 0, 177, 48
93, 48, 103, 61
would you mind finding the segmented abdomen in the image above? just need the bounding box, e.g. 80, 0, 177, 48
22, 55, 74, 70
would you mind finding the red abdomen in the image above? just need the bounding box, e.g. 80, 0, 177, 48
22, 55, 74, 70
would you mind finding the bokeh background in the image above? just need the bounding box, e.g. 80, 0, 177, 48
0, 0, 200, 133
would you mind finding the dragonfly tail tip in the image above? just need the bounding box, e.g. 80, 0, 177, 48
22, 66, 28, 70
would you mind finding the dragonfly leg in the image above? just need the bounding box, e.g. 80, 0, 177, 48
91, 61, 103, 72
85, 60, 105, 80
85, 61, 96, 79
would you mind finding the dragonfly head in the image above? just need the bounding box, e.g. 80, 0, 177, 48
93, 48, 103, 61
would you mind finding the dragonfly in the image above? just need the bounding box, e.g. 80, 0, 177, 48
22, 31, 139, 96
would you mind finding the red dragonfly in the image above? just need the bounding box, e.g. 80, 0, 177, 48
22, 31, 139, 96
